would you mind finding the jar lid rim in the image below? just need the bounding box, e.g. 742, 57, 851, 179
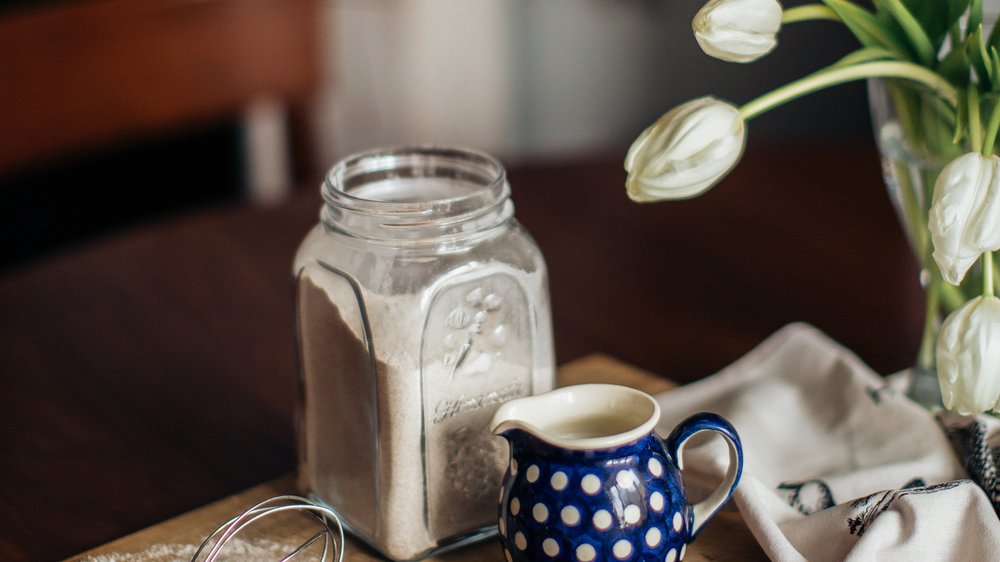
324, 145, 507, 214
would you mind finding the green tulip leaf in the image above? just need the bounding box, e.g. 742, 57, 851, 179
874, 0, 936, 65
938, 40, 971, 85
967, 25, 994, 88
989, 11, 1000, 53
970, 0, 983, 38
823, 0, 912, 60
992, 47, 1000, 92
900, 0, 971, 50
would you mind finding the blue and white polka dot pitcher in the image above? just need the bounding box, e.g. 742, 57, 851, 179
490, 384, 743, 562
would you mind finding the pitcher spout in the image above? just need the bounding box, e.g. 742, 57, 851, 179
490, 396, 544, 440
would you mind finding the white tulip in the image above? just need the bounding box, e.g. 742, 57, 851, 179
625, 97, 746, 202
937, 295, 1000, 414
693, 0, 783, 63
928, 152, 1000, 285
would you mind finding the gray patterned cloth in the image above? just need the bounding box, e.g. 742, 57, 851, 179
655, 323, 1000, 561
939, 412, 1000, 515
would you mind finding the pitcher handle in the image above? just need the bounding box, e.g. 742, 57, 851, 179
664, 412, 743, 538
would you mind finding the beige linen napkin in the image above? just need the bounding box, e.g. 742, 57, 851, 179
655, 323, 1000, 561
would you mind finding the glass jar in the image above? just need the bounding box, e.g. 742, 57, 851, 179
293, 146, 555, 560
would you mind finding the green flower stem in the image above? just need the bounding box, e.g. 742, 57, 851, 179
983, 98, 1000, 155
918, 274, 940, 371
782, 4, 839, 23
887, 83, 928, 149
986, 251, 995, 297
969, 87, 984, 151
890, 158, 929, 259
992, 259, 1000, 298
739, 61, 957, 121
941, 276, 966, 310
924, 97, 957, 152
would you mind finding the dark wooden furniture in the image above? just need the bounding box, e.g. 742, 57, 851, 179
0, 0, 320, 177
0, 142, 922, 560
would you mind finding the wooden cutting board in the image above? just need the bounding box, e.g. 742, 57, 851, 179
69, 354, 766, 561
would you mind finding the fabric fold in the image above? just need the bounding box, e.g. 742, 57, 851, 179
654, 323, 1000, 560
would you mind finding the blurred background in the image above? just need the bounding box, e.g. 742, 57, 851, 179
0, 0, 869, 272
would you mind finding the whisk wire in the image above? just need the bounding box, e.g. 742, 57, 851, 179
279, 529, 329, 562
191, 495, 345, 562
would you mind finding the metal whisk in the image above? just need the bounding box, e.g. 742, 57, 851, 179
191, 495, 345, 562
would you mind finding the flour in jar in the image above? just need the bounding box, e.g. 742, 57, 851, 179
296, 261, 554, 558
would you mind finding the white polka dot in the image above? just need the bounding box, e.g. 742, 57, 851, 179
561, 505, 581, 526
499, 485, 505, 502
511, 458, 518, 476
505, 549, 512, 562
533, 502, 549, 523
498, 517, 506, 536
650, 491, 665, 512
680, 543, 687, 560
581, 474, 602, 495
510, 497, 520, 516
550, 471, 569, 491
616, 470, 636, 488
612, 539, 633, 560
576, 544, 597, 562
526, 464, 540, 483
515, 532, 527, 550
593, 509, 613, 531
645, 527, 662, 548
673, 511, 683, 532
542, 538, 560, 557
623, 504, 641, 525
665, 547, 677, 562
648, 457, 664, 477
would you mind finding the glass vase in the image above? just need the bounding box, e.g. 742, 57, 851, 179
868, 79, 984, 408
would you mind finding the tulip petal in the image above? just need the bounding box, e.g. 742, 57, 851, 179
929, 153, 1000, 285
625, 97, 745, 202
693, 0, 782, 63
937, 296, 1000, 414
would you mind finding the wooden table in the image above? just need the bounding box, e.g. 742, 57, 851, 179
0, 141, 922, 560
70, 355, 765, 561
